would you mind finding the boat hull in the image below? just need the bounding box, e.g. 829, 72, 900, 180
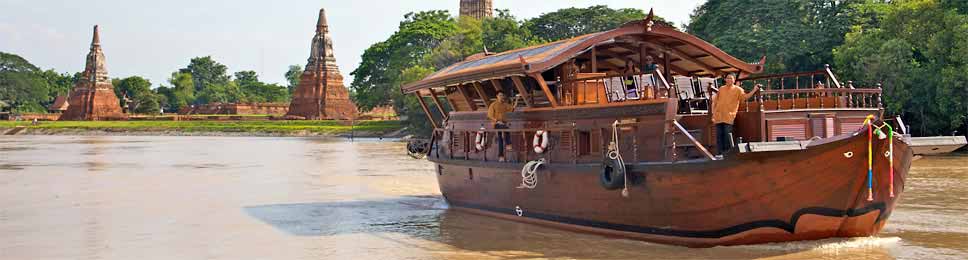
431, 129, 912, 247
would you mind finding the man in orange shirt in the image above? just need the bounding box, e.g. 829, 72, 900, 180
711, 74, 760, 155
488, 92, 519, 162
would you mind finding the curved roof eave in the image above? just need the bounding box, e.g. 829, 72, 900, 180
402, 16, 765, 94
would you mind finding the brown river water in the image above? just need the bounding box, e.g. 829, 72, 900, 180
0, 135, 965, 259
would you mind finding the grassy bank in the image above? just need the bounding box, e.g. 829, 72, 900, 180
0, 120, 404, 136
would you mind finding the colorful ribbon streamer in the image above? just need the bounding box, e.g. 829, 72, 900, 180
863, 115, 875, 201
861, 115, 898, 201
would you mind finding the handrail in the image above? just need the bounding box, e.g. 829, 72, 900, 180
739, 70, 826, 81
759, 88, 881, 95
654, 68, 672, 91
824, 64, 843, 88
671, 120, 717, 160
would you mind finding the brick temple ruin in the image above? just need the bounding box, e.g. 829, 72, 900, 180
286, 9, 358, 120
59, 25, 125, 121
460, 0, 493, 19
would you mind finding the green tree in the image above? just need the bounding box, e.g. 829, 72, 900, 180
484, 10, 539, 53
234, 70, 288, 103
161, 72, 195, 111
195, 81, 243, 104
39, 69, 73, 99
834, 0, 968, 136
687, 0, 859, 74
0, 52, 48, 113
523, 5, 650, 42
179, 56, 230, 92
350, 10, 459, 111
115, 76, 161, 114
285, 64, 302, 94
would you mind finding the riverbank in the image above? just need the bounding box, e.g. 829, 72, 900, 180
0, 120, 405, 138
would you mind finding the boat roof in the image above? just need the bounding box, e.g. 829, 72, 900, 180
402, 11, 765, 94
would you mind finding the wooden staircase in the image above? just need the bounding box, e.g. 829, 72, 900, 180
664, 122, 716, 160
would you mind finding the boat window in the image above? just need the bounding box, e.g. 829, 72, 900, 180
579, 131, 591, 156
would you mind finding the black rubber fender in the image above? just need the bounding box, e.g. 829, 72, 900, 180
600, 158, 626, 190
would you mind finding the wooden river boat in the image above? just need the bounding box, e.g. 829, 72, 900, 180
401, 11, 930, 247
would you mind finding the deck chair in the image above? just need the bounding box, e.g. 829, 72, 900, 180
603, 77, 626, 102
624, 76, 641, 100
673, 76, 696, 100
634, 74, 657, 99
696, 77, 717, 99
693, 77, 719, 114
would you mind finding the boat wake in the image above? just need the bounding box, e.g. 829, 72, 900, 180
736, 236, 901, 252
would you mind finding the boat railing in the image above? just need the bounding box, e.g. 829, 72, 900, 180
738, 66, 883, 112
556, 68, 674, 106
743, 84, 883, 112
431, 118, 718, 164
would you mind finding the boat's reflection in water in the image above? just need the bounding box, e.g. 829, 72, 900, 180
245, 195, 900, 259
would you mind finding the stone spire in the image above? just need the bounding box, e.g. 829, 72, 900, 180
92, 25, 100, 46
83, 25, 109, 84
286, 9, 358, 120
460, 0, 493, 19
307, 8, 339, 74
59, 25, 125, 121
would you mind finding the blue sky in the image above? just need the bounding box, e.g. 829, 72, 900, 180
0, 0, 704, 87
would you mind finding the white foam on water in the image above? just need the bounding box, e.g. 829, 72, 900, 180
814, 236, 902, 251
735, 236, 902, 252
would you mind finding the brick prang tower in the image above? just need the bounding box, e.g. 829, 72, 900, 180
59, 25, 125, 121
286, 8, 358, 120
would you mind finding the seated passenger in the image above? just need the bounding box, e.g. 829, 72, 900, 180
487, 92, 520, 162
711, 74, 760, 155
815, 81, 826, 97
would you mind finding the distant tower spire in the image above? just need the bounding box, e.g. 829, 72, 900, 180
459, 0, 493, 19
316, 8, 328, 33
91, 25, 101, 47
307, 8, 338, 73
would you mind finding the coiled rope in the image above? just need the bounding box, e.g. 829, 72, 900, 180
518, 158, 546, 189
608, 120, 630, 198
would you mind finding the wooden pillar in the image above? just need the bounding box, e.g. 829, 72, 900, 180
510, 76, 534, 107
591, 47, 598, 73
427, 88, 449, 120
413, 92, 438, 129
530, 73, 559, 107
456, 84, 477, 111
663, 49, 671, 80
639, 44, 648, 72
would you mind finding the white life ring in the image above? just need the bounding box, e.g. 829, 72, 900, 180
533, 130, 549, 154
474, 129, 487, 151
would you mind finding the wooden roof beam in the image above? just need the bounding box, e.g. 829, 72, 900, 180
472, 81, 492, 104
489, 79, 505, 93
530, 74, 559, 107
455, 83, 478, 111
413, 92, 438, 129
510, 76, 534, 107
427, 88, 449, 120
641, 41, 723, 76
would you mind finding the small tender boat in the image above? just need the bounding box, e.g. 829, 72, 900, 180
401, 11, 939, 247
